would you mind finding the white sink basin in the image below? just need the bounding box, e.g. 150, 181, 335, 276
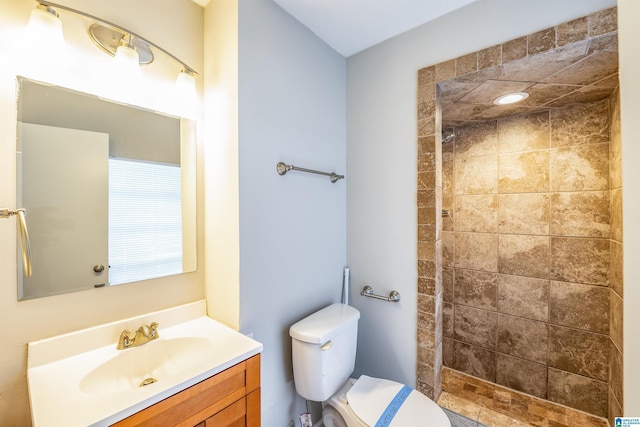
79, 336, 214, 395
27, 301, 262, 427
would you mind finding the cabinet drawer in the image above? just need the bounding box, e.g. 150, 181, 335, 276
205, 396, 245, 427
112, 354, 260, 427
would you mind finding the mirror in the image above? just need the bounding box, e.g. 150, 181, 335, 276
16, 76, 197, 300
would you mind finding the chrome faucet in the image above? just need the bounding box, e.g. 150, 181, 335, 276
117, 322, 159, 350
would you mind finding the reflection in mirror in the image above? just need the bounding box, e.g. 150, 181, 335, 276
16, 77, 196, 300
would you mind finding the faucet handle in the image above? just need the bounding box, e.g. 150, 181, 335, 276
117, 329, 132, 350
149, 322, 159, 338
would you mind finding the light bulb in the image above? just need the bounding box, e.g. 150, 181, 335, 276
175, 68, 198, 117
114, 43, 140, 75
494, 92, 529, 105
26, 5, 64, 48
176, 69, 196, 95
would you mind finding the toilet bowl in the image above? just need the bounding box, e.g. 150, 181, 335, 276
322, 376, 450, 427
289, 303, 450, 427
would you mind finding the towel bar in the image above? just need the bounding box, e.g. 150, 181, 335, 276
276, 162, 344, 183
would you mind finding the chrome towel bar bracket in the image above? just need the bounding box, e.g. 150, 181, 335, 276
361, 285, 401, 303
276, 161, 344, 183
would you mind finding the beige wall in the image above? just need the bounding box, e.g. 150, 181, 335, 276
203, 0, 240, 331
618, 0, 640, 414
0, 1, 204, 425
441, 101, 615, 418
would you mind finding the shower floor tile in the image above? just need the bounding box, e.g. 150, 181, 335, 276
438, 368, 609, 427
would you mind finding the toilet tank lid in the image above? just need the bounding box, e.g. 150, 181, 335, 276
290, 303, 360, 344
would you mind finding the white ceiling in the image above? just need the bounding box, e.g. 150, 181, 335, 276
272, 0, 479, 57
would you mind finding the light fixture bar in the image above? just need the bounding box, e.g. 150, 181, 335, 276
35, 0, 198, 75
88, 23, 154, 65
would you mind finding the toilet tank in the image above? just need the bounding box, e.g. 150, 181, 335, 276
289, 303, 360, 402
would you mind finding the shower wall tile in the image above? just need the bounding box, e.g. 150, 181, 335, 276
443, 338, 454, 368
418, 224, 436, 244
548, 368, 608, 417
452, 340, 497, 383
418, 189, 436, 208
549, 281, 609, 334
443, 151, 454, 198
455, 155, 498, 195
456, 52, 478, 76
443, 303, 454, 338
418, 100, 436, 137
418, 266, 437, 290
418, 65, 436, 86
550, 238, 610, 286
420, 134, 437, 156
610, 341, 623, 406
500, 39, 590, 83
443, 267, 455, 303
442, 231, 455, 268
610, 241, 623, 297
496, 354, 547, 398
455, 121, 498, 158
529, 27, 556, 55
610, 388, 623, 427
550, 144, 609, 191
548, 325, 609, 381
418, 260, 436, 280
498, 111, 550, 153
455, 195, 498, 233
588, 7, 618, 36
454, 305, 497, 349
558, 17, 588, 47
496, 314, 548, 364
550, 100, 610, 147
498, 234, 550, 279
497, 275, 549, 322
610, 88, 622, 189
610, 290, 623, 352
502, 36, 527, 62
611, 188, 623, 242
478, 45, 502, 70
454, 269, 498, 311
443, 197, 454, 231
436, 59, 456, 81
418, 72, 436, 104
550, 191, 610, 238
498, 193, 549, 235
498, 150, 549, 193
436, 187, 443, 240
455, 233, 498, 272
418, 169, 436, 191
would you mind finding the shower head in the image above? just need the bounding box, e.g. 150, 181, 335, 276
442, 130, 455, 144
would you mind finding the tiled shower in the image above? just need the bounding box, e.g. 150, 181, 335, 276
415, 7, 622, 425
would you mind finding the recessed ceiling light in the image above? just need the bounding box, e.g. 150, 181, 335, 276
493, 92, 529, 105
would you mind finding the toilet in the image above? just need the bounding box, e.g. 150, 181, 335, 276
290, 303, 451, 427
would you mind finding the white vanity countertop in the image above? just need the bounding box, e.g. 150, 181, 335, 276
27, 301, 263, 427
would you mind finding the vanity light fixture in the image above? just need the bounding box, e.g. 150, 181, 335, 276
493, 92, 529, 105
26, 1, 198, 91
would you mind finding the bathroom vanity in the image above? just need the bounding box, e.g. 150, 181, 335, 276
113, 354, 260, 426
27, 302, 262, 427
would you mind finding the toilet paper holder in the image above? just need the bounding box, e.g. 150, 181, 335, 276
360, 285, 401, 303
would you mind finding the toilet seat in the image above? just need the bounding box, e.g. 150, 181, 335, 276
324, 376, 450, 427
